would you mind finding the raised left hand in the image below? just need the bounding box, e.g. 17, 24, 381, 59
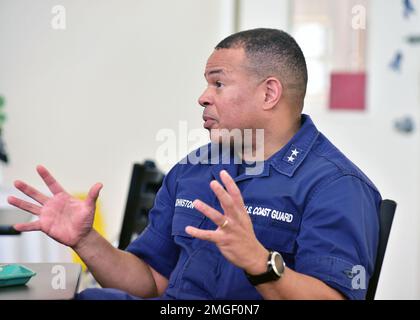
185, 170, 268, 275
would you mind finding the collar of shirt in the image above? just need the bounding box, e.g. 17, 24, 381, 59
270, 113, 319, 177
189, 114, 319, 184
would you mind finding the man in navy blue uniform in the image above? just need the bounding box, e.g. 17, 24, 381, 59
8, 29, 380, 300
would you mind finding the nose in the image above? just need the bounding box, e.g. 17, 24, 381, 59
198, 88, 212, 108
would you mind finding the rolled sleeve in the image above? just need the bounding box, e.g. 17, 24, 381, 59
126, 225, 179, 279
126, 166, 181, 279
296, 255, 366, 300
295, 175, 381, 300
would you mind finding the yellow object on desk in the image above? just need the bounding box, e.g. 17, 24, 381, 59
71, 194, 107, 272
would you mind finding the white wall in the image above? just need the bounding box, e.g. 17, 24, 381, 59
0, 0, 226, 242
238, 0, 290, 31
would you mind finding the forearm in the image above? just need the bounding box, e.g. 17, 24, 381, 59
255, 267, 345, 300
73, 229, 158, 298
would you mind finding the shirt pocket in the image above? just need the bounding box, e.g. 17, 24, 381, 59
252, 216, 299, 255
171, 208, 206, 241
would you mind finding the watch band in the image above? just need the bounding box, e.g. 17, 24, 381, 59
245, 251, 285, 286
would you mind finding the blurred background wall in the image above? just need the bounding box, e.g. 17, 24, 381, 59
0, 0, 419, 299
0, 0, 227, 259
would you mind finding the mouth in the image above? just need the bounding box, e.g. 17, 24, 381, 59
203, 114, 218, 129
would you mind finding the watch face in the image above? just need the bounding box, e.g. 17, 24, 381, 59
272, 252, 284, 277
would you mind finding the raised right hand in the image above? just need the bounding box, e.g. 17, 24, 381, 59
7, 165, 103, 248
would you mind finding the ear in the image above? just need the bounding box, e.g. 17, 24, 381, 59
262, 77, 283, 110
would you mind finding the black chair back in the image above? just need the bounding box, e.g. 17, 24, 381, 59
366, 199, 397, 300
118, 160, 164, 250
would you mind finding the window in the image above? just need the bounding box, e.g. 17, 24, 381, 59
291, 0, 367, 111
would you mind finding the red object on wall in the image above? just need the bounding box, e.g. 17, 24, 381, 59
329, 72, 366, 111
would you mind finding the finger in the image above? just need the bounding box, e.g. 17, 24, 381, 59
210, 180, 238, 218
36, 165, 66, 195
86, 183, 103, 207
13, 220, 41, 232
7, 196, 42, 216
185, 226, 218, 243
14, 180, 49, 205
193, 199, 225, 228
220, 170, 245, 207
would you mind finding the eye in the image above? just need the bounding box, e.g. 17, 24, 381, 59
215, 81, 224, 88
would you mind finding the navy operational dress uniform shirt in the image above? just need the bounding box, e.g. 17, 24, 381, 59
77, 114, 381, 300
